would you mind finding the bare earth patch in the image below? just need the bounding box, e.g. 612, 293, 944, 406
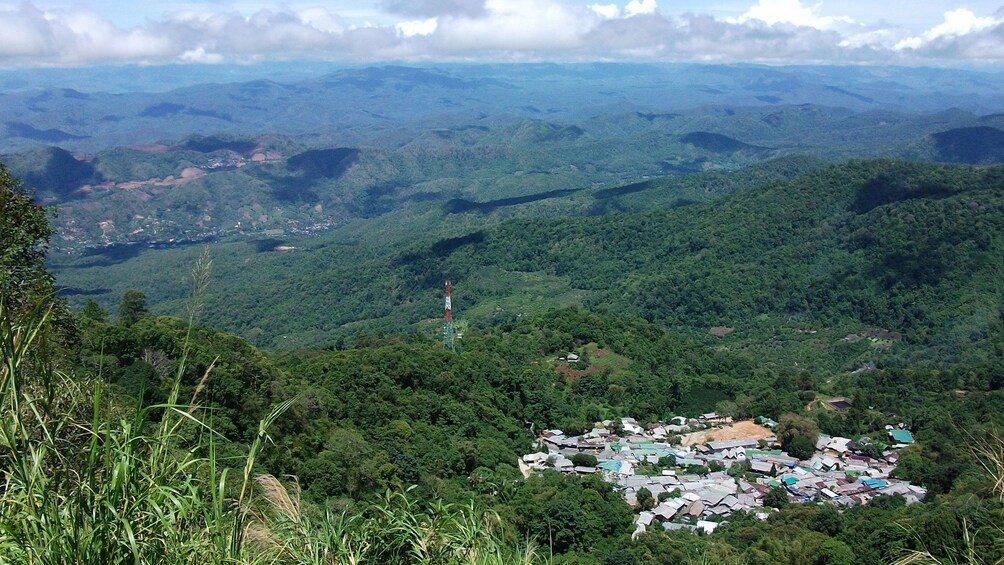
554, 363, 601, 381
681, 420, 773, 446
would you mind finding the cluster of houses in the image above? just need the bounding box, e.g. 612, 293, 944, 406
519, 415, 926, 536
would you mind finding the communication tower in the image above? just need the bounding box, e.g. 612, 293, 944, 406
443, 280, 457, 352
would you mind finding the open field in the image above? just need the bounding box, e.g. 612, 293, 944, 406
681, 420, 773, 446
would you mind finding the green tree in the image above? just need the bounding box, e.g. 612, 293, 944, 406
727, 459, 751, 478
571, 453, 598, 467
636, 487, 654, 510
540, 498, 587, 554
118, 289, 148, 327
0, 162, 54, 312
603, 550, 636, 565
764, 487, 789, 509
777, 413, 819, 459
80, 300, 107, 323
788, 435, 816, 460
809, 505, 843, 536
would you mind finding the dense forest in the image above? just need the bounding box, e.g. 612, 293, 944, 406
4, 158, 1004, 563
52, 158, 1004, 377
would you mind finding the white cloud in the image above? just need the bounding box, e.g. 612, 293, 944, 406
624, 0, 657, 17
0, 0, 1002, 66
589, 3, 620, 19
396, 17, 438, 37
896, 8, 1004, 50
729, 0, 854, 30
838, 28, 898, 49
0, 4, 57, 57
298, 8, 347, 34
432, 0, 592, 51
178, 46, 223, 63
925, 8, 1001, 38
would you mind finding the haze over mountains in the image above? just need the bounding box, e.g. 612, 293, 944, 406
5, 64, 1004, 253
0, 62, 994, 371
3, 64, 1004, 154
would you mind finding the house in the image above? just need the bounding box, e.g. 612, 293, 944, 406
553, 457, 574, 472
827, 397, 852, 411
751, 460, 776, 475
621, 418, 645, 435
823, 437, 853, 455
700, 489, 732, 507
687, 500, 706, 517
696, 520, 720, 534
708, 438, 759, 453
756, 416, 778, 428
522, 452, 549, 464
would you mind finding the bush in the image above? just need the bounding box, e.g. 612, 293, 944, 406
571, 453, 598, 467
636, 487, 655, 510
764, 487, 789, 509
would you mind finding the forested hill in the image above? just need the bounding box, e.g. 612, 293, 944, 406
430, 160, 1004, 366
259, 160, 1004, 367
52, 159, 1004, 370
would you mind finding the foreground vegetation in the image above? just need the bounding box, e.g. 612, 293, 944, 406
0, 278, 543, 564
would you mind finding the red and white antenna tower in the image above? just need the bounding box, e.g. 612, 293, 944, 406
443, 279, 457, 352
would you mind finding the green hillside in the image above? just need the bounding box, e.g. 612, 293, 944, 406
48, 157, 823, 345
50, 159, 1004, 374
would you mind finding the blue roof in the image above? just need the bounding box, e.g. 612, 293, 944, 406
598, 460, 621, 471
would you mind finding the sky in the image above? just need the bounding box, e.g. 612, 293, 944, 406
0, 0, 1002, 67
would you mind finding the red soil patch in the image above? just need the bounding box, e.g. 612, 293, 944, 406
128, 144, 169, 153
555, 362, 603, 381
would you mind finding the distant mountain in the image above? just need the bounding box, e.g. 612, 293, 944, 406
177, 135, 259, 154
317, 65, 500, 91
679, 131, 766, 152
5, 146, 102, 200
2, 63, 1004, 153
932, 126, 1004, 164
5, 122, 87, 143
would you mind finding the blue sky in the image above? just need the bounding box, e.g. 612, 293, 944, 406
1, 0, 1002, 67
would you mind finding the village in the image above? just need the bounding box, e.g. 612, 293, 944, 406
520, 412, 926, 537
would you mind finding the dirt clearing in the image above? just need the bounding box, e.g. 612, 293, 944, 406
681, 420, 773, 446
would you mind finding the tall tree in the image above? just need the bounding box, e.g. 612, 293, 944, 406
118, 290, 148, 327
80, 301, 107, 323
776, 413, 820, 460
0, 162, 53, 312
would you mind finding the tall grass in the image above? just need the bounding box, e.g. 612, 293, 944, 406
892, 430, 1004, 565
0, 260, 287, 563
0, 250, 543, 564
254, 482, 541, 565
